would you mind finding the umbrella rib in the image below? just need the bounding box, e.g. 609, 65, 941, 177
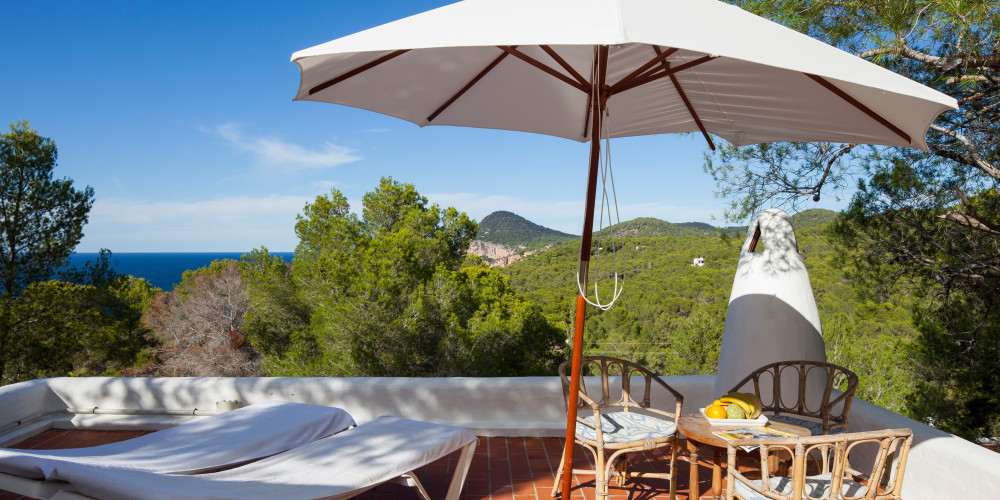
609, 46, 679, 93
427, 47, 514, 123
540, 45, 590, 89
654, 47, 715, 151
307, 49, 411, 96
806, 74, 911, 144
497, 46, 589, 93
614, 55, 716, 95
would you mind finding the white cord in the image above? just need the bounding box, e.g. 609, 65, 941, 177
577, 104, 625, 311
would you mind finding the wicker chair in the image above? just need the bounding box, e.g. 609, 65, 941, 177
551, 356, 683, 499
729, 360, 859, 435
725, 428, 913, 500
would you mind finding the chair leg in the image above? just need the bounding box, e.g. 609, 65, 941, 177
444, 442, 478, 500
394, 473, 433, 500
668, 436, 678, 500
551, 445, 567, 497
613, 454, 628, 485
595, 446, 608, 497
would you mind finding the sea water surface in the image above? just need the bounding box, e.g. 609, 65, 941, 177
69, 252, 294, 291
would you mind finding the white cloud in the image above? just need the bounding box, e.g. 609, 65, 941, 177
82, 195, 312, 252
210, 123, 361, 171
309, 179, 341, 192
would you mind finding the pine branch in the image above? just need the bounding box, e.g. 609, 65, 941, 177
938, 211, 1000, 235
930, 124, 1000, 182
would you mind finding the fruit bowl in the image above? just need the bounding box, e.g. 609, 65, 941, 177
699, 408, 768, 426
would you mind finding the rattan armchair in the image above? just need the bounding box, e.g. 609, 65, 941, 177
551, 356, 683, 499
725, 428, 913, 500
729, 360, 859, 435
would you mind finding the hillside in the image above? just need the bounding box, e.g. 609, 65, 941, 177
594, 218, 692, 238
790, 208, 838, 229
475, 211, 577, 248
498, 220, 921, 416
469, 211, 577, 266
677, 221, 747, 236
469, 210, 836, 267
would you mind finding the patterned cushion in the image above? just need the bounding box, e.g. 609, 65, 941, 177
576, 411, 676, 444
733, 472, 867, 500
768, 415, 846, 436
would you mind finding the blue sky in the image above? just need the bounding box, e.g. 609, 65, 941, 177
2, 1, 844, 252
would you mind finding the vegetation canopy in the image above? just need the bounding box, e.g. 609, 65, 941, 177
708, 0, 1000, 439
239, 178, 565, 377
0, 122, 155, 385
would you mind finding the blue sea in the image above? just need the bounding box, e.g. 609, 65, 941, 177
68, 252, 295, 291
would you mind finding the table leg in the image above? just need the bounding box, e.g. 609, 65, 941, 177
711, 447, 722, 500
687, 438, 700, 500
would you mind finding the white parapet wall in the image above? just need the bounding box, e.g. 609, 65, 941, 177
0, 375, 996, 499
844, 397, 1000, 499
0, 375, 714, 439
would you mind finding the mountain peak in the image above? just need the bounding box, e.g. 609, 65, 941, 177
477, 211, 577, 247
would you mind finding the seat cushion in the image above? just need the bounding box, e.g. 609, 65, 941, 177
576, 411, 676, 444
768, 415, 846, 436
733, 472, 867, 500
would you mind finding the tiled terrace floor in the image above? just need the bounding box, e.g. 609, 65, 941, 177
1, 430, 732, 500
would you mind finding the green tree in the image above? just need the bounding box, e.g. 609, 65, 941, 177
0, 120, 95, 383
707, 1, 1000, 438
4, 274, 157, 381
241, 178, 565, 377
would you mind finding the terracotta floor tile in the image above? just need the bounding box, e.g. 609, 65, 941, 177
1, 430, 717, 499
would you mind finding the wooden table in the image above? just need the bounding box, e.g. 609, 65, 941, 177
676, 414, 810, 500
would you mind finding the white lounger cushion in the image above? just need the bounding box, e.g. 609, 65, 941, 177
51, 416, 478, 500
0, 400, 355, 478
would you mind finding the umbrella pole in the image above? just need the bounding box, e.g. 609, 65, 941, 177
561, 46, 609, 500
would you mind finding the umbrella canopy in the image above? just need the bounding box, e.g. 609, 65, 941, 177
291, 1, 956, 498
293, 0, 955, 149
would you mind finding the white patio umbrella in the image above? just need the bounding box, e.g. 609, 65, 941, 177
291, 0, 956, 496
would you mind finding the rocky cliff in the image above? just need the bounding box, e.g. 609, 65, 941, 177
468, 240, 555, 267
468, 240, 523, 266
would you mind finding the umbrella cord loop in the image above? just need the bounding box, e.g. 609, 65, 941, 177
578, 106, 624, 311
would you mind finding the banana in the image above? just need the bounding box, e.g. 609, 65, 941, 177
725, 391, 753, 404
745, 393, 763, 418
718, 395, 753, 417
727, 392, 763, 418
728, 392, 760, 418
736, 392, 761, 418
723, 392, 762, 418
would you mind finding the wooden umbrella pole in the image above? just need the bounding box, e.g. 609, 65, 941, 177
560, 46, 609, 500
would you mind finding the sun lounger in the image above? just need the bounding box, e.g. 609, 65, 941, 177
0, 400, 355, 498
45, 415, 478, 500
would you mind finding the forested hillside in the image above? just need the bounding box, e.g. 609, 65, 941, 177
476, 211, 577, 249
499, 218, 919, 416
594, 217, 707, 238
790, 208, 837, 228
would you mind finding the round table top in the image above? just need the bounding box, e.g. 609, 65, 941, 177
676, 413, 811, 448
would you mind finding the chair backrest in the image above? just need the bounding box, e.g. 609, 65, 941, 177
729, 360, 859, 434
558, 356, 683, 416
726, 428, 912, 500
